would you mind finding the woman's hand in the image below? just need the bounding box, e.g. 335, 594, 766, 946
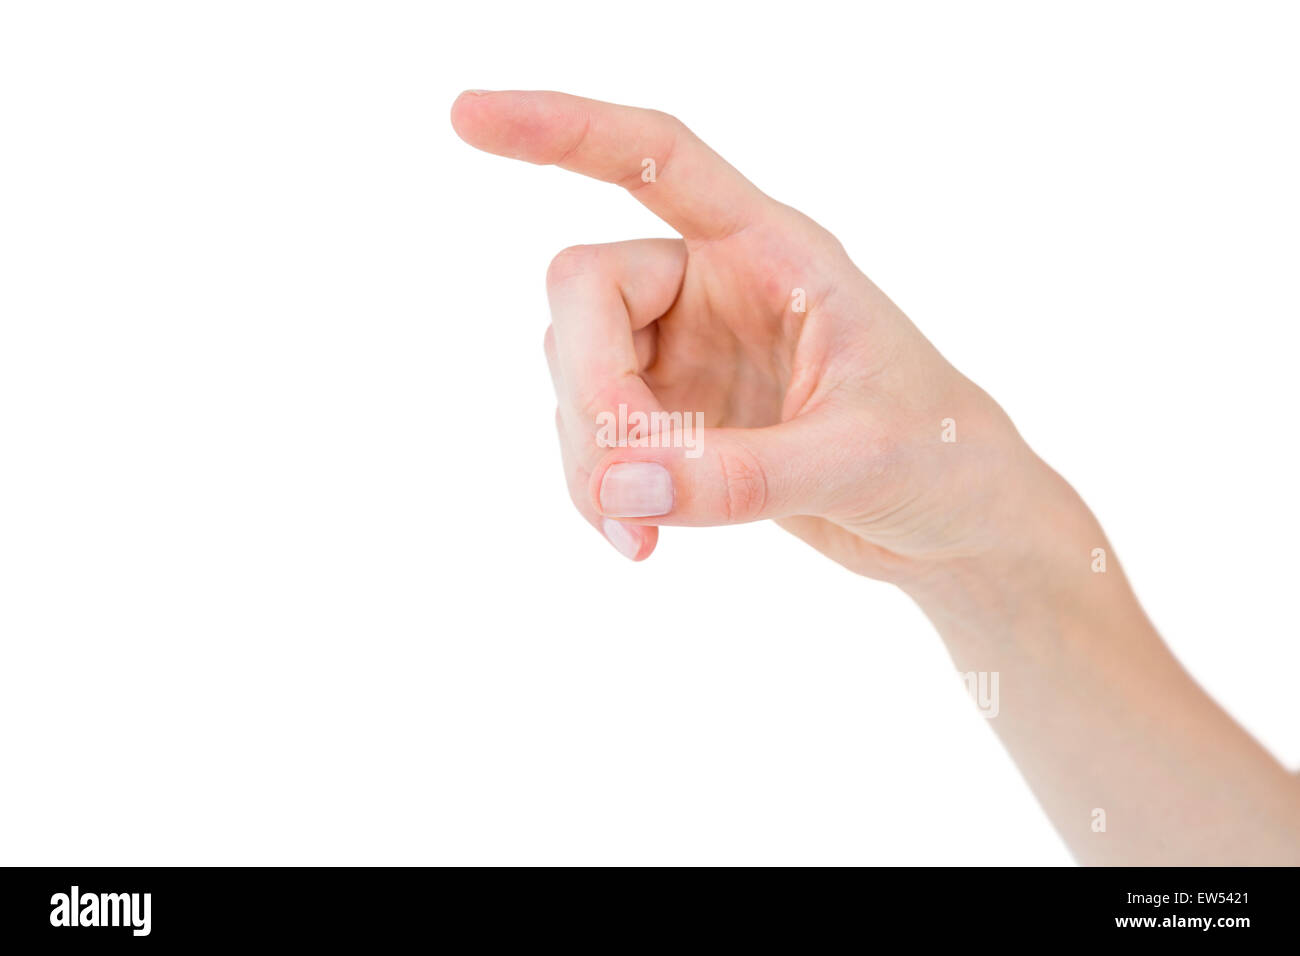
451, 89, 1038, 577
453, 90, 1300, 865
454, 89, 1300, 867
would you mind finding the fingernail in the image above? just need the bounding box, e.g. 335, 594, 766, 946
461, 89, 492, 96
599, 462, 673, 517
602, 518, 641, 560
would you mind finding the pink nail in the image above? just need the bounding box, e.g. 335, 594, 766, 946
599, 462, 673, 517
602, 518, 641, 560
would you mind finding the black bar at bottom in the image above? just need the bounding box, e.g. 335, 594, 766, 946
0, 865, 1295, 945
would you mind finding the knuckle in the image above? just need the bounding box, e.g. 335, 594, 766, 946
564, 464, 591, 514
717, 442, 768, 523
545, 244, 602, 289
650, 109, 686, 134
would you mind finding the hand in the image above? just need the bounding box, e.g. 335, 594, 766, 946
453, 89, 1300, 866
451, 90, 1040, 578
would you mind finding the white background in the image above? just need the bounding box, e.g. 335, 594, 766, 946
2, 1, 1297, 865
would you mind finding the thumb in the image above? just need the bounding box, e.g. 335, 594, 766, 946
588, 415, 858, 527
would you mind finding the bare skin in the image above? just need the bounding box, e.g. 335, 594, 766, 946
451, 89, 1300, 864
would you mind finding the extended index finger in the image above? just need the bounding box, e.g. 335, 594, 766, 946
450, 90, 773, 240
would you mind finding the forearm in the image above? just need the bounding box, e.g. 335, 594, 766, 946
904, 455, 1300, 865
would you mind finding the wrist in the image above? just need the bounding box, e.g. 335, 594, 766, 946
898, 451, 1116, 639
